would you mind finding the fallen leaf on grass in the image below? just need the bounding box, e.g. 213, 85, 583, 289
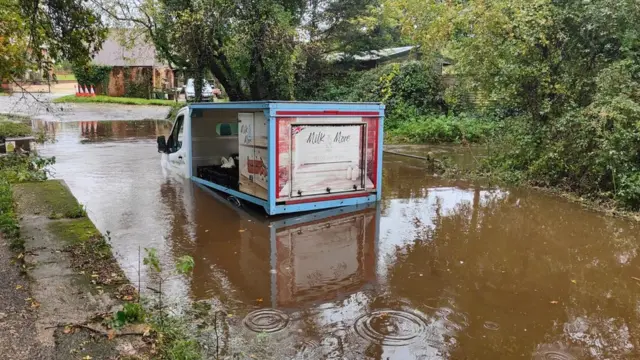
15, 285, 22, 290
82, 356, 93, 360
17, 253, 24, 259
91, 274, 99, 278
31, 301, 40, 309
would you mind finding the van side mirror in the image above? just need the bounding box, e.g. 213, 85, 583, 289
157, 136, 167, 153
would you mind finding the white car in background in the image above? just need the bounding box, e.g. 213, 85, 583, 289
185, 78, 221, 102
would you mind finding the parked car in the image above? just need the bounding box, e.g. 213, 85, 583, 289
185, 78, 221, 102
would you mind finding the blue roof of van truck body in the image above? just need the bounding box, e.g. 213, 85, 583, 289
187, 101, 385, 112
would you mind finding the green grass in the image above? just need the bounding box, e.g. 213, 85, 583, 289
0, 120, 32, 138
0, 179, 21, 250
53, 95, 179, 106
48, 218, 101, 245
56, 74, 76, 81
13, 180, 87, 219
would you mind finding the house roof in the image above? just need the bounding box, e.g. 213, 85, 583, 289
325, 45, 453, 65
92, 29, 167, 67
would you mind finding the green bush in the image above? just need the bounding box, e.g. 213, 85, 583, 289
0, 121, 32, 139
72, 63, 112, 95
303, 61, 445, 116
484, 60, 640, 210
113, 303, 147, 328
387, 112, 495, 144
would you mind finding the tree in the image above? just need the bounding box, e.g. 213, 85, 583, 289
0, 0, 29, 82
386, 0, 640, 121
94, 0, 406, 101
94, 0, 301, 101
386, 0, 640, 209
0, 0, 106, 84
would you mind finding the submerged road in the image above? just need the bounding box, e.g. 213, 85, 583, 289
0, 93, 170, 122
35, 119, 640, 360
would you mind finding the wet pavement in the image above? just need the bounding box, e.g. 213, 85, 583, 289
0, 94, 170, 121
37, 120, 640, 359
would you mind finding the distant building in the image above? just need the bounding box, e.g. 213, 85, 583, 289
91, 29, 174, 97
325, 45, 453, 73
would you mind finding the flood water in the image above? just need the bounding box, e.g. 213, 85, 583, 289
37, 120, 640, 359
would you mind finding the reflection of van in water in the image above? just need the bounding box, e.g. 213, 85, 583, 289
157, 101, 385, 215
180, 183, 380, 308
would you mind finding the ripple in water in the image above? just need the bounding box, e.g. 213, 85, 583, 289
243, 309, 290, 333
443, 311, 469, 331
532, 344, 578, 360
483, 321, 500, 331
354, 310, 427, 346
533, 351, 576, 360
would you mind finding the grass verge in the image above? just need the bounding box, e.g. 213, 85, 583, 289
0, 179, 22, 251
0, 119, 32, 138
53, 95, 179, 106
48, 219, 127, 287
13, 180, 87, 219
56, 74, 76, 81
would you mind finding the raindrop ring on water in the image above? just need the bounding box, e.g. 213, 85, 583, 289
534, 351, 576, 360
243, 308, 290, 333
354, 310, 427, 346
483, 321, 500, 331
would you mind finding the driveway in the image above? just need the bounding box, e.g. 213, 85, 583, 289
0, 93, 171, 122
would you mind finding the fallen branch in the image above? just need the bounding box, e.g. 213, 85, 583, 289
76, 324, 144, 338
44, 323, 144, 338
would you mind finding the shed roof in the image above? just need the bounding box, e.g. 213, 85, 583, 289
325, 45, 453, 65
92, 29, 167, 67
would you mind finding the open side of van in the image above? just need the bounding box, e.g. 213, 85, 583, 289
157, 101, 385, 215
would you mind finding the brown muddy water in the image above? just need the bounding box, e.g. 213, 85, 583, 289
36, 120, 640, 359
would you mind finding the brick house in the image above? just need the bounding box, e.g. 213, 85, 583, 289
91, 29, 174, 97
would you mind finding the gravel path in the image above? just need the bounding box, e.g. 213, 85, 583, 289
0, 237, 51, 360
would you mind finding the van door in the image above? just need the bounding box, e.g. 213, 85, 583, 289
163, 113, 189, 177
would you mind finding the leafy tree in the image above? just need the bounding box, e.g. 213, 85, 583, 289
0, 0, 29, 82
385, 0, 640, 209
95, 0, 406, 101
95, 0, 301, 100
387, 0, 640, 121
1, 0, 106, 83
